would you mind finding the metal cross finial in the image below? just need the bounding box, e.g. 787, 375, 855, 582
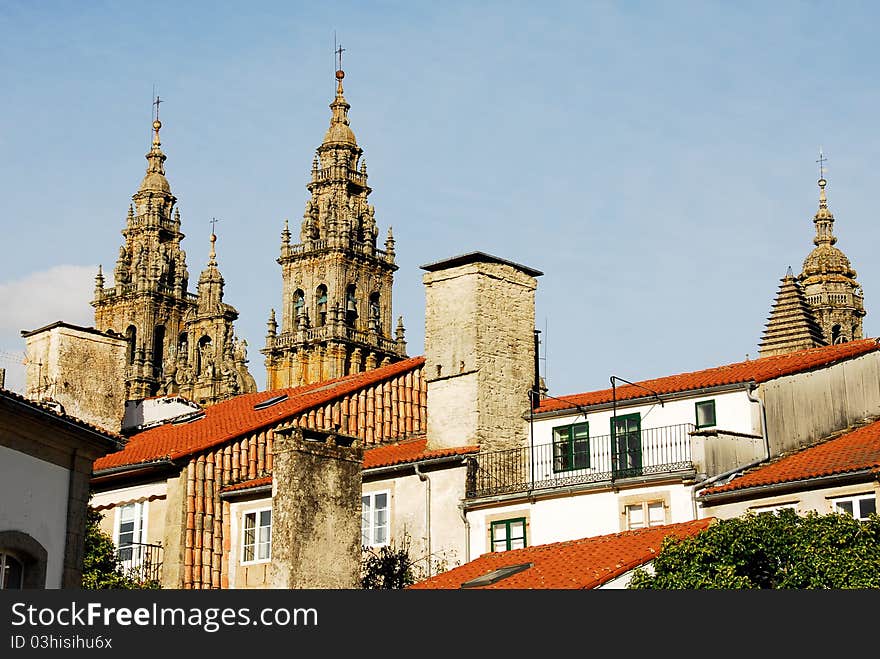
210, 217, 218, 235
817, 148, 827, 179
153, 94, 163, 122
335, 44, 346, 71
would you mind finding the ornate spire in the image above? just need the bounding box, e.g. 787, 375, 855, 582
323, 65, 357, 146
138, 97, 171, 194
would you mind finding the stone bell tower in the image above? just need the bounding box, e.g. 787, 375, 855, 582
798, 169, 866, 345
262, 60, 407, 389
91, 101, 257, 404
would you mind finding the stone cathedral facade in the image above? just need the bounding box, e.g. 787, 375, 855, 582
759, 173, 867, 357
262, 67, 408, 389
91, 114, 257, 405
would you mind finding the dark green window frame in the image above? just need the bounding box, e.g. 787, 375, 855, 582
490, 518, 527, 552
552, 422, 590, 472
611, 413, 642, 476
695, 400, 716, 428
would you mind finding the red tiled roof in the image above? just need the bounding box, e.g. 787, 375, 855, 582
700, 418, 880, 497
220, 476, 272, 493
409, 519, 714, 589
362, 436, 478, 470
536, 339, 880, 413
94, 357, 425, 471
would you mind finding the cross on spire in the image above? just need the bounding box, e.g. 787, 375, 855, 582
153, 94, 163, 122
210, 217, 219, 235
817, 148, 827, 179
335, 44, 346, 71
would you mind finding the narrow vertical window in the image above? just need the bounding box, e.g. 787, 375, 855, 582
316, 285, 328, 327
242, 508, 272, 563
361, 491, 389, 547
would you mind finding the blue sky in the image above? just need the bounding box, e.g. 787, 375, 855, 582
1, 1, 878, 398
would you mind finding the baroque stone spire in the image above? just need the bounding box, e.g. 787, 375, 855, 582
798, 169, 866, 345
262, 60, 407, 389
91, 101, 256, 405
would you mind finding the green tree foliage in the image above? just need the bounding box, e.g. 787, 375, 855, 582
361, 542, 416, 589
628, 509, 880, 589
81, 506, 160, 590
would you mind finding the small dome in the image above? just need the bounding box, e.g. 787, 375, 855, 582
802, 244, 855, 278
139, 171, 171, 193
323, 122, 357, 145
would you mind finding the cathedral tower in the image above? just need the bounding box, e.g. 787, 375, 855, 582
92, 105, 257, 405
759, 160, 867, 356
798, 173, 866, 345
262, 63, 407, 389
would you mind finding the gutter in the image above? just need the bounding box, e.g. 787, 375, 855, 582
696, 468, 877, 505
219, 483, 273, 500
362, 454, 472, 478
91, 458, 176, 483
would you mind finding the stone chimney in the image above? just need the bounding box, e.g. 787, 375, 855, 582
20, 322, 128, 434
268, 425, 363, 588
421, 252, 542, 453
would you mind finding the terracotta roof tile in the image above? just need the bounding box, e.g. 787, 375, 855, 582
700, 418, 880, 496
93, 357, 425, 471
362, 436, 478, 470
409, 518, 714, 589
220, 476, 272, 493
536, 339, 880, 413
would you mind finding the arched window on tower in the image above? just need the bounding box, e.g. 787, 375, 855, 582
294, 289, 305, 323
178, 332, 189, 365
345, 284, 358, 326
316, 285, 328, 327
125, 326, 137, 365
369, 292, 380, 331
197, 336, 213, 376
832, 324, 844, 344
152, 325, 165, 380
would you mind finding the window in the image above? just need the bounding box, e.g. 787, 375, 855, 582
316, 285, 328, 326
0, 552, 23, 590
345, 284, 358, 325
490, 518, 527, 551
552, 422, 589, 472
362, 491, 389, 547
611, 413, 642, 476
832, 494, 876, 521
242, 508, 272, 563
695, 400, 716, 428
293, 289, 305, 319
626, 501, 665, 530
115, 502, 147, 564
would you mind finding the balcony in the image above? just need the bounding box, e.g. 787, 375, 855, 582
116, 542, 163, 586
466, 423, 695, 499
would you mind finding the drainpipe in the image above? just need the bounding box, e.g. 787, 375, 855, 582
414, 463, 431, 577
690, 383, 772, 518
458, 502, 470, 564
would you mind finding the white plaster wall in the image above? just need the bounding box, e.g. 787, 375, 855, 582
0, 445, 70, 588
466, 483, 695, 559
701, 481, 880, 520
366, 464, 469, 576
530, 389, 757, 478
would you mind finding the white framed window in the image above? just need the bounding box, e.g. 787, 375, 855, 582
241, 508, 272, 564
362, 491, 389, 547
114, 501, 148, 564
831, 494, 876, 521
626, 501, 665, 530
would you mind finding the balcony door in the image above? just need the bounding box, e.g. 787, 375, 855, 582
611, 413, 642, 477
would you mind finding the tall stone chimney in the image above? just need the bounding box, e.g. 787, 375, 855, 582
20, 322, 128, 434
421, 252, 542, 453
268, 426, 363, 588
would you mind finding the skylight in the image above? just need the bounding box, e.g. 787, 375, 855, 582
460, 563, 533, 589
253, 394, 289, 410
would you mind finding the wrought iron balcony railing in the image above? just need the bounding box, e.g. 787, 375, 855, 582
116, 542, 163, 586
466, 423, 695, 499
